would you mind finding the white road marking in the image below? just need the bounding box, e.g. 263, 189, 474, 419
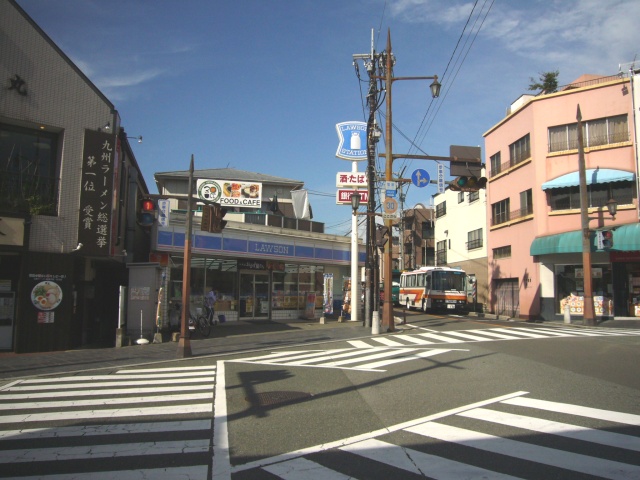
0, 403, 212, 424
503, 397, 640, 426
459, 407, 640, 452
0, 439, 210, 463
213, 360, 231, 480
406, 421, 640, 480
0, 419, 211, 440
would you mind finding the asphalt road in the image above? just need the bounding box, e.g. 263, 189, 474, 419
1, 314, 639, 479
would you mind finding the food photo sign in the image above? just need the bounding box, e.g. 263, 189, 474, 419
197, 179, 262, 208
28, 273, 66, 324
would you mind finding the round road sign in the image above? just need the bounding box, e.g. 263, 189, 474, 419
383, 197, 398, 214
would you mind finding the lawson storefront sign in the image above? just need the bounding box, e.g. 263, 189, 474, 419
335, 121, 367, 161
156, 227, 366, 265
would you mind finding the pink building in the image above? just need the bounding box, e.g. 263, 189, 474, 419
484, 74, 639, 321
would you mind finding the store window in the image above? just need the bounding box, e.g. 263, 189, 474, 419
272, 264, 324, 312
0, 123, 59, 215
169, 257, 238, 313
555, 264, 613, 316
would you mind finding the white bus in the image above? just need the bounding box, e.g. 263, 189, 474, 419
399, 266, 469, 313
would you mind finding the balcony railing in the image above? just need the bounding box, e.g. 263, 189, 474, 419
491, 150, 530, 177
491, 204, 533, 227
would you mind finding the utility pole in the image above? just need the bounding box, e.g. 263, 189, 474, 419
577, 105, 596, 326
354, 30, 381, 329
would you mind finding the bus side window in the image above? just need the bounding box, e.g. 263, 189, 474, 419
425, 276, 431, 290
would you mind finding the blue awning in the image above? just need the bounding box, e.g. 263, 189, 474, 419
541, 169, 634, 190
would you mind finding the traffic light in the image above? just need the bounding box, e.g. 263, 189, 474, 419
211, 203, 228, 233
376, 224, 389, 247
449, 176, 487, 192
602, 229, 613, 249
138, 197, 156, 227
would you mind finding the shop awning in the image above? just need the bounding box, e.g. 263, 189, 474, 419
541, 169, 634, 190
530, 231, 586, 255
609, 223, 640, 251
530, 223, 640, 255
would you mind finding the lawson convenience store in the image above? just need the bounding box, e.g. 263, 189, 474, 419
144, 218, 365, 330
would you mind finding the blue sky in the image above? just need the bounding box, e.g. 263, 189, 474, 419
17, 0, 640, 236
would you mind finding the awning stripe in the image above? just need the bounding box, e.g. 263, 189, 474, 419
541, 169, 634, 190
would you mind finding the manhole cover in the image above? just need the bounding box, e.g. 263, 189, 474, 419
246, 390, 312, 407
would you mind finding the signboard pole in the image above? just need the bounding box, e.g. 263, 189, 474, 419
350, 160, 359, 323
177, 155, 194, 358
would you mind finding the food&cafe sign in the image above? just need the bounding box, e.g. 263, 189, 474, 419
196, 179, 262, 208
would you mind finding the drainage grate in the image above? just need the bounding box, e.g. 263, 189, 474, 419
246, 391, 312, 407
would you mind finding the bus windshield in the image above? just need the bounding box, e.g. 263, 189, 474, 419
432, 270, 466, 292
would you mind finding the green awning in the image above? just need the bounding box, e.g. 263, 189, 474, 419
530, 223, 640, 255
530, 231, 587, 255
610, 223, 640, 251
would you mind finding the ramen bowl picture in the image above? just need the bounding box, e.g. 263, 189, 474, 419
31, 281, 63, 311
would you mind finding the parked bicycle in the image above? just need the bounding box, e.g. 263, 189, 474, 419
194, 304, 218, 337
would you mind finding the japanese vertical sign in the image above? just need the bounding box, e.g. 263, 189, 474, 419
78, 129, 115, 256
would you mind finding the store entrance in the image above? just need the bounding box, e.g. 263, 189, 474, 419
239, 272, 269, 319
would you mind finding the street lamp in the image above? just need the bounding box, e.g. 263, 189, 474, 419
607, 198, 618, 218
377, 29, 440, 332
351, 191, 361, 212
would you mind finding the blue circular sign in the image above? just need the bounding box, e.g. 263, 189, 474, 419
411, 169, 430, 188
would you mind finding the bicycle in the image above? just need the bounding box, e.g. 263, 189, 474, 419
195, 305, 218, 337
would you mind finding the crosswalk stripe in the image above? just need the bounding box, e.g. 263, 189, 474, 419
0, 391, 213, 410
0, 403, 212, 424
115, 365, 216, 373
7, 377, 216, 391
394, 334, 436, 344
0, 439, 210, 464
502, 396, 640, 426
479, 329, 524, 339
357, 348, 467, 370
340, 437, 521, 480
489, 328, 548, 338
285, 349, 381, 365
406, 421, 640, 480
0, 419, 211, 440
508, 327, 571, 337
262, 457, 352, 479
417, 332, 466, 343
459, 407, 640, 452
11, 466, 209, 480
1, 384, 213, 400
369, 336, 407, 346
21, 371, 215, 382
347, 339, 374, 348
436, 330, 499, 341
322, 348, 417, 367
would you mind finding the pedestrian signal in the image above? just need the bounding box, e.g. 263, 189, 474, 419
602, 229, 613, 249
